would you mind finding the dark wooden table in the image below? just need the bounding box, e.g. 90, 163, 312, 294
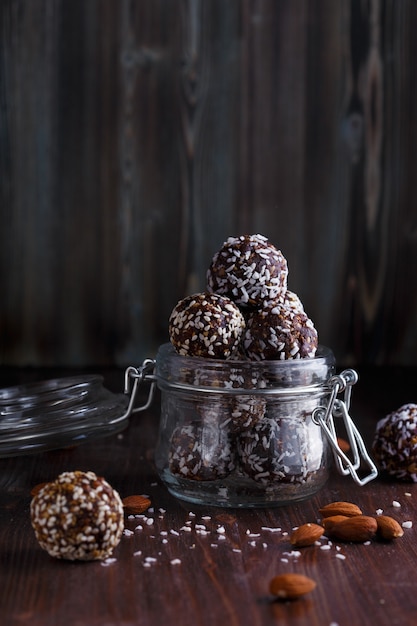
1, 365, 417, 626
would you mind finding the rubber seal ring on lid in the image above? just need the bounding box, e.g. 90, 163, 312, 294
312, 369, 378, 486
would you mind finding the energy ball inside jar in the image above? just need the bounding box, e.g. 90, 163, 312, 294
238, 415, 321, 485
168, 422, 236, 481
169, 292, 246, 359
373, 404, 417, 481
206, 234, 288, 307
30, 470, 124, 561
244, 302, 318, 360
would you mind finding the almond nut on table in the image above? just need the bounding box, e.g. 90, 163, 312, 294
325, 515, 377, 542
375, 515, 404, 540
122, 495, 152, 515
269, 573, 317, 601
290, 523, 324, 547
319, 501, 362, 518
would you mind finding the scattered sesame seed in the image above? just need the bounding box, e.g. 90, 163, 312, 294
392, 500, 401, 508
402, 521, 413, 529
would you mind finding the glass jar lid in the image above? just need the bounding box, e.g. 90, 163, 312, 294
0, 375, 129, 458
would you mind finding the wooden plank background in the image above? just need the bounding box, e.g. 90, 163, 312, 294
1, 0, 417, 368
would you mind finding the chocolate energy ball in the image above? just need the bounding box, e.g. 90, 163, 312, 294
243, 301, 318, 360
206, 234, 288, 308
30, 471, 124, 561
373, 404, 417, 481
237, 413, 323, 485
168, 422, 236, 481
169, 292, 246, 359
179, 359, 267, 435
279, 289, 305, 314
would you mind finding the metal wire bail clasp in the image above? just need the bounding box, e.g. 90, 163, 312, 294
312, 369, 378, 486
121, 358, 157, 419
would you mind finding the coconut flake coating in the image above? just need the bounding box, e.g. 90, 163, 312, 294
243, 301, 318, 360
168, 422, 236, 481
373, 404, 417, 481
206, 234, 288, 307
169, 292, 246, 359
237, 415, 323, 485
30, 470, 124, 561
277, 289, 305, 314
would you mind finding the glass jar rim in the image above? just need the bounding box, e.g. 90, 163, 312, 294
155, 343, 336, 395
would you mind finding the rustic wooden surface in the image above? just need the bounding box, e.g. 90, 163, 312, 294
2, 0, 417, 367
1, 365, 417, 625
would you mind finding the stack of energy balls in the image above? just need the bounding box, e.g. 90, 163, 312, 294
169, 234, 318, 361
166, 234, 324, 488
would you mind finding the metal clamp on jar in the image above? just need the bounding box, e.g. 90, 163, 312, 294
124, 343, 377, 508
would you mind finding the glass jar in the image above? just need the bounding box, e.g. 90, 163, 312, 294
141, 343, 376, 507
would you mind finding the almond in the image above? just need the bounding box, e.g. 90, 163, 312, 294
321, 515, 349, 532
337, 437, 351, 453
319, 501, 362, 518
325, 515, 377, 542
290, 523, 324, 547
122, 494, 151, 515
375, 515, 404, 540
269, 573, 316, 600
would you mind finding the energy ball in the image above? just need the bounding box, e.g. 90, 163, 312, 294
206, 234, 288, 307
373, 404, 417, 481
30, 470, 124, 561
237, 415, 323, 485
278, 289, 305, 314
243, 301, 318, 360
169, 292, 245, 359
168, 422, 236, 481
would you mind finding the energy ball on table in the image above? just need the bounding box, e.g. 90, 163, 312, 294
30, 470, 124, 561
206, 234, 288, 308
243, 301, 318, 360
169, 292, 245, 359
373, 404, 417, 481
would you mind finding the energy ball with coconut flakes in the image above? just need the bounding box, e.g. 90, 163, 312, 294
243, 301, 318, 360
206, 234, 288, 308
30, 470, 124, 561
373, 404, 417, 481
169, 292, 246, 359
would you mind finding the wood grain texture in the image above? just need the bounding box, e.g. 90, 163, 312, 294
1, 365, 417, 626
1, 0, 417, 367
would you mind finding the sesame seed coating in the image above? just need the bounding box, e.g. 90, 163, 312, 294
373, 404, 417, 481
206, 234, 288, 307
243, 302, 318, 361
30, 471, 124, 561
168, 292, 246, 359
